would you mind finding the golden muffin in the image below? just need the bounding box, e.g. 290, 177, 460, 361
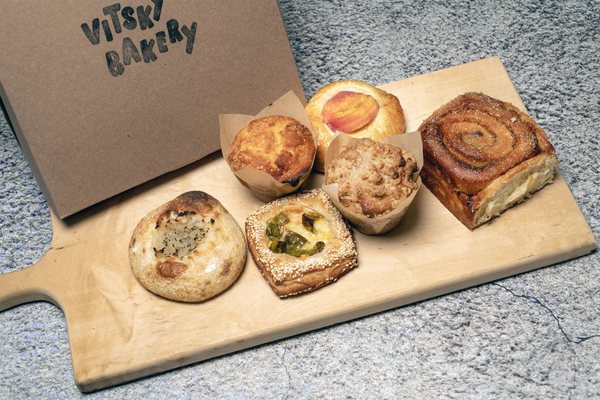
227, 115, 316, 186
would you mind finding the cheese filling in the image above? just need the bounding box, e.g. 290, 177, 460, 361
266, 209, 332, 257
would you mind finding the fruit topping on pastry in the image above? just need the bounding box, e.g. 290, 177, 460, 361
322, 91, 379, 133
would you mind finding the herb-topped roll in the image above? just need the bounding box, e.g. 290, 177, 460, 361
245, 189, 358, 298
129, 191, 247, 302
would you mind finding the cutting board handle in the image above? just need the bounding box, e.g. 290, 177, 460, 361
0, 256, 59, 312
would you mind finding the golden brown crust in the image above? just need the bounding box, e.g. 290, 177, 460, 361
306, 80, 406, 172
227, 115, 316, 185
419, 92, 556, 194
129, 191, 247, 302
420, 156, 477, 228
245, 189, 358, 297
419, 93, 557, 229
155, 191, 223, 222
326, 138, 419, 217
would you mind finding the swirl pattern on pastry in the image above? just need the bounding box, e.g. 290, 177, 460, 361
306, 80, 406, 172
419, 92, 555, 195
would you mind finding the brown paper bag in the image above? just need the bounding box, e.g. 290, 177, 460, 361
322, 131, 424, 235
219, 91, 318, 202
0, 0, 305, 218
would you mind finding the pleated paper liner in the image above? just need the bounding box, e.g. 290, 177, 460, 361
219, 91, 318, 202
322, 130, 424, 235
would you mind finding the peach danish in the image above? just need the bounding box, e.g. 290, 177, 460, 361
306, 80, 406, 172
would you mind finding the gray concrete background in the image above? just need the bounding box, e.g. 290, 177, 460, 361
1, 0, 599, 398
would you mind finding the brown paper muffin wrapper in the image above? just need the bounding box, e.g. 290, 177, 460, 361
322, 130, 424, 235
219, 91, 318, 202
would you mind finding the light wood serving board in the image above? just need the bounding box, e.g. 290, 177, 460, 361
0, 57, 595, 392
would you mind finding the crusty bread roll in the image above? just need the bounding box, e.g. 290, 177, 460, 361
326, 138, 419, 217
306, 80, 406, 172
227, 115, 316, 186
129, 191, 246, 302
419, 92, 558, 230
245, 189, 358, 297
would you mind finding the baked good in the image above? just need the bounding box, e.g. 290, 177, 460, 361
305, 80, 406, 172
419, 92, 558, 230
227, 115, 316, 186
129, 191, 247, 302
245, 189, 358, 297
326, 138, 419, 217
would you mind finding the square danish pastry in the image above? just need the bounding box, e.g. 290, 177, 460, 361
245, 189, 358, 297
419, 92, 558, 230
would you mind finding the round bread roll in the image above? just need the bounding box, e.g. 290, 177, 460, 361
326, 138, 419, 218
129, 191, 247, 302
306, 80, 406, 172
227, 115, 316, 186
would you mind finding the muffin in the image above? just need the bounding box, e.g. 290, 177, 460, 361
306, 80, 406, 172
326, 138, 419, 218
227, 115, 316, 186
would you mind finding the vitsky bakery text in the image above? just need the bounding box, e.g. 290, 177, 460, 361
81, 0, 197, 77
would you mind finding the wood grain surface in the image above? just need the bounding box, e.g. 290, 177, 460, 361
0, 57, 594, 392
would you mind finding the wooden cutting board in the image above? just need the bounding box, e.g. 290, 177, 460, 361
0, 57, 595, 392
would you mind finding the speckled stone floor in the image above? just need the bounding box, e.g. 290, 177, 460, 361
1, 0, 599, 398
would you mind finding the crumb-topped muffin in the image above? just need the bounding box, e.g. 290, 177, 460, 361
227, 115, 316, 186
326, 138, 419, 217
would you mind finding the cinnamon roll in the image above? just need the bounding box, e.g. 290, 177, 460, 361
419, 92, 558, 229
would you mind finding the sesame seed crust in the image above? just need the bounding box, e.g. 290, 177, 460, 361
245, 189, 358, 297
